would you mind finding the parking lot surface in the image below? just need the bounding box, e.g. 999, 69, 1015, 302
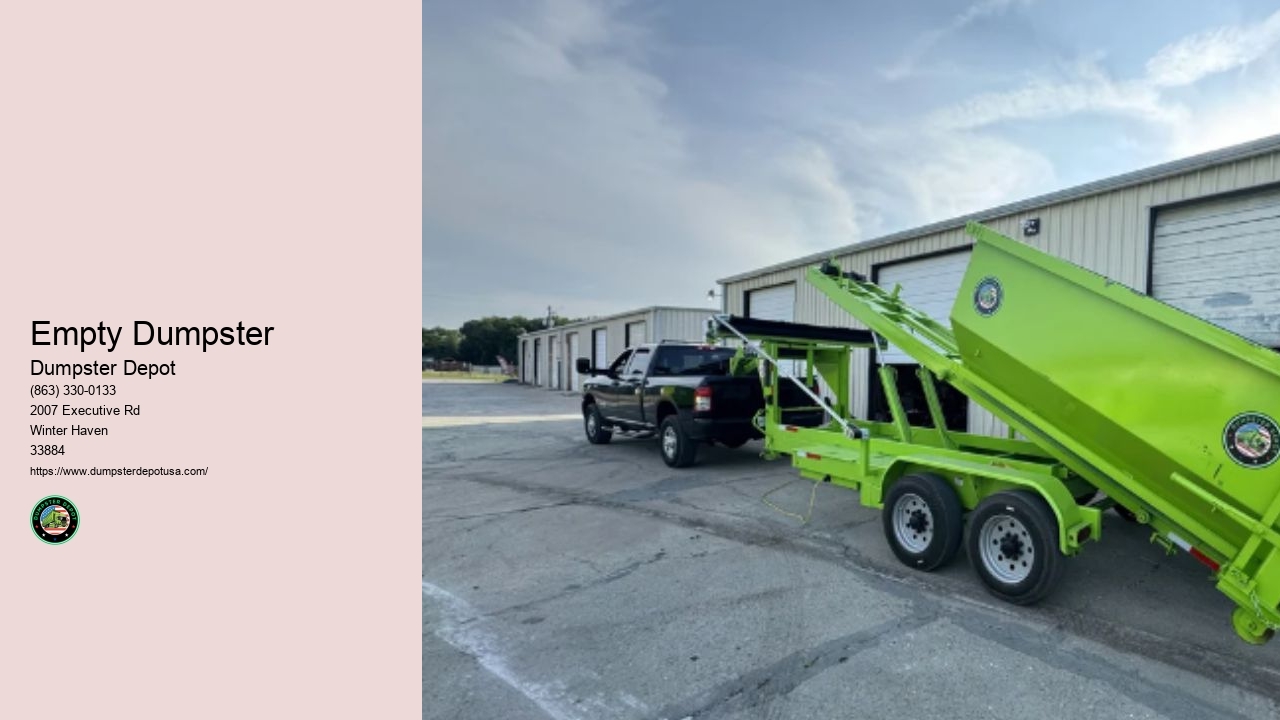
424, 380, 1280, 720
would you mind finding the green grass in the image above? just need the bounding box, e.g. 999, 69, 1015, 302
422, 370, 509, 382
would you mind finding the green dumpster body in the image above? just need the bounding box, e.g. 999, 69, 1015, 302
802, 222, 1280, 641
953, 223, 1280, 636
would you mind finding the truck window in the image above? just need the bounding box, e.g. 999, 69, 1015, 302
625, 348, 652, 377
652, 346, 736, 376
608, 350, 633, 376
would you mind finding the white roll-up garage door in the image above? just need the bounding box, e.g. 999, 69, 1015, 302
625, 320, 647, 347
1152, 188, 1280, 349
550, 337, 561, 389
568, 333, 580, 390
876, 250, 972, 364
592, 328, 607, 367
747, 283, 798, 379
747, 283, 795, 321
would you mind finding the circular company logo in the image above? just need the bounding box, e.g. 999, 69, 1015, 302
973, 276, 1003, 316
1223, 413, 1279, 468
30, 495, 80, 545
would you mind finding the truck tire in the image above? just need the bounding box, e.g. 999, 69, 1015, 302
966, 490, 1064, 605
659, 416, 697, 468
583, 403, 612, 445
882, 473, 963, 571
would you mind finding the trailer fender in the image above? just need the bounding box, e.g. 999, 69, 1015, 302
881, 454, 1102, 555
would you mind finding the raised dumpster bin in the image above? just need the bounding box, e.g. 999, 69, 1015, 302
715, 221, 1280, 643
951, 222, 1280, 643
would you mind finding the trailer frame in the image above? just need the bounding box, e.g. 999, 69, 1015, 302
713, 221, 1280, 643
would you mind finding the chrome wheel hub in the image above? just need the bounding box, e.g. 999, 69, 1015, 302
662, 426, 678, 458
979, 514, 1033, 584
892, 493, 933, 553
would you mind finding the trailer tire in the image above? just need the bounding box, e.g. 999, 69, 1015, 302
584, 403, 612, 445
659, 416, 698, 468
882, 473, 963, 571
966, 491, 1064, 605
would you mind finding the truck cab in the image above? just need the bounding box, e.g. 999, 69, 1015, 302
577, 342, 763, 468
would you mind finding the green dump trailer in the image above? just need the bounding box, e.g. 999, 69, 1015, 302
714, 222, 1280, 644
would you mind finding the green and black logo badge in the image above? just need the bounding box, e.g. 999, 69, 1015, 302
31, 495, 79, 544
1223, 413, 1278, 468
973, 276, 1003, 317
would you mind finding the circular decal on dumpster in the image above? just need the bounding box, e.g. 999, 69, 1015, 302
973, 277, 1003, 317
30, 495, 79, 545
1223, 413, 1279, 468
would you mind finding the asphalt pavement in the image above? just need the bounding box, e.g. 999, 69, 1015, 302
423, 380, 1280, 720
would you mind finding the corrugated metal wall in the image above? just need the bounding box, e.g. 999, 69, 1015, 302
652, 308, 716, 344
601, 317, 631, 367
519, 307, 712, 388
723, 149, 1280, 435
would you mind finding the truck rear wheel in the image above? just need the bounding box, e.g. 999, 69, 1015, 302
882, 473, 963, 571
659, 416, 697, 468
966, 491, 1064, 605
584, 403, 612, 444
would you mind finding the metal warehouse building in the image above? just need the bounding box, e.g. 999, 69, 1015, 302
519, 306, 711, 391
719, 134, 1280, 438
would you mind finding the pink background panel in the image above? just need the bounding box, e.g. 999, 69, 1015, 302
0, 3, 422, 716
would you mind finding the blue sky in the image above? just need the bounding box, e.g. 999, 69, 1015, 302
424, 0, 1280, 327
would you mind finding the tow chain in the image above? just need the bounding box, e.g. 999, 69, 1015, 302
761, 478, 820, 526
1249, 591, 1280, 631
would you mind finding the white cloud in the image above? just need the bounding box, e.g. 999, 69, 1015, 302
925, 10, 1280, 155
1146, 8, 1280, 87
828, 122, 1057, 225
900, 133, 1056, 221
849, 7, 1280, 234
928, 57, 1186, 130
747, 142, 862, 252
424, 0, 869, 323
882, 0, 1032, 81
426, 1, 1280, 327
1168, 80, 1280, 157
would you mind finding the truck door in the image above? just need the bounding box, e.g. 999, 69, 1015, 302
597, 349, 632, 420
616, 347, 653, 425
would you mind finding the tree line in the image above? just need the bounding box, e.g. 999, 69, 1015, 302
423, 315, 573, 366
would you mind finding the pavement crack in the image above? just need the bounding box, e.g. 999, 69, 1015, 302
488, 549, 671, 618
425, 501, 578, 524
430, 467, 1280, 701
947, 612, 1264, 720
653, 611, 939, 720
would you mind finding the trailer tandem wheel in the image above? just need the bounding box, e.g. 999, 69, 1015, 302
967, 491, 1065, 605
882, 473, 964, 571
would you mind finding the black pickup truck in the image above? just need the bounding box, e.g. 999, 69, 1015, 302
577, 342, 763, 468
